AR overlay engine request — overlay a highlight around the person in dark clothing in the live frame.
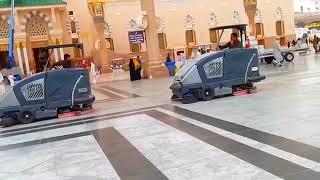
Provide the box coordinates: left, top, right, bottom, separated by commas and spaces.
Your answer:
64, 54, 71, 61
129, 58, 141, 81
166, 53, 171, 62
219, 33, 242, 49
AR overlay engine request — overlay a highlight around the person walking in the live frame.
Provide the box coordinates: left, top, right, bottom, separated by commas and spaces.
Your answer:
273, 37, 283, 67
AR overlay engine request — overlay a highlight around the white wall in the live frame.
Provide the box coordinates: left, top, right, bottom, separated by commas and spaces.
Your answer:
295, 0, 320, 12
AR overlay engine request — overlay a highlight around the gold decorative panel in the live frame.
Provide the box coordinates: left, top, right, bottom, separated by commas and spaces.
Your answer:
26, 16, 49, 37
0, 19, 9, 39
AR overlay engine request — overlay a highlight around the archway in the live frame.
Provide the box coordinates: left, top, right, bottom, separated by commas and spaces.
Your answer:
255, 9, 264, 38
24, 11, 51, 73
208, 11, 218, 43
275, 7, 286, 45
0, 16, 9, 69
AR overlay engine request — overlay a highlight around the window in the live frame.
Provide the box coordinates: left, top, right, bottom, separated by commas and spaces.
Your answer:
70, 21, 77, 34
255, 23, 264, 37
158, 33, 167, 50
209, 29, 218, 43
130, 43, 141, 52
276, 21, 285, 36
106, 38, 114, 51
185, 30, 196, 46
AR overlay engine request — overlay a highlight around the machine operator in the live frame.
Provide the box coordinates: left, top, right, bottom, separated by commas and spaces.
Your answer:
219, 33, 242, 50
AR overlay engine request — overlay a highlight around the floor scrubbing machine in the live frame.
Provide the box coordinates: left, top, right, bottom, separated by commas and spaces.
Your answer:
0, 68, 95, 127
170, 48, 265, 104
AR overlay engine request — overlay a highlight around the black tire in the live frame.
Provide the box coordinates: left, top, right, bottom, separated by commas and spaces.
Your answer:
201, 87, 215, 101
0, 117, 19, 127
82, 103, 93, 111
182, 93, 198, 104
283, 52, 294, 62
18, 111, 35, 124
265, 57, 274, 64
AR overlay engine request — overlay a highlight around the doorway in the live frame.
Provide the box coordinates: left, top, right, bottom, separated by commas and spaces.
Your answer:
33, 48, 49, 73
0, 51, 8, 70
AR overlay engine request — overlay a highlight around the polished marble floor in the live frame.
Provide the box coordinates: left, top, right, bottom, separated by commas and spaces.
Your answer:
2, 53, 320, 179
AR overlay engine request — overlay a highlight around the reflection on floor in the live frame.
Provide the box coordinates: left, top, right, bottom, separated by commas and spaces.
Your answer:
1, 53, 320, 179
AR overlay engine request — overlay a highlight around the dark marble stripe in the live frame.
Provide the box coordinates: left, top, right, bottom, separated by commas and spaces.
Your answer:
161, 105, 320, 164
0, 111, 144, 138
0, 131, 91, 151
102, 85, 140, 98
146, 110, 320, 179
0, 105, 159, 135
92, 87, 123, 99
92, 127, 168, 180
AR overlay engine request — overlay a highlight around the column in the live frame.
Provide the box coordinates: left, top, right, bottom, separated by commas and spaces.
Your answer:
22, 46, 30, 75
94, 23, 109, 67
244, 0, 257, 36
59, 48, 64, 60
54, 49, 59, 62
140, 0, 162, 78
16, 45, 25, 76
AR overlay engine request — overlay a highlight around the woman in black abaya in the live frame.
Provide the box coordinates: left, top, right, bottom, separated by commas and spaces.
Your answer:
129, 58, 138, 81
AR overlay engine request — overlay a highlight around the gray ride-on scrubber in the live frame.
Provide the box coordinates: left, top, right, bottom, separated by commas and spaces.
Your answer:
0, 68, 95, 127
170, 48, 265, 104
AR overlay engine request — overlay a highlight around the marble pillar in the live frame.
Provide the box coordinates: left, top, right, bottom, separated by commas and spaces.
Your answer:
16, 46, 24, 75
54, 49, 59, 62
22, 47, 30, 75
244, 0, 257, 36
94, 23, 109, 68
140, 0, 163, 78
59, 48, 64, 60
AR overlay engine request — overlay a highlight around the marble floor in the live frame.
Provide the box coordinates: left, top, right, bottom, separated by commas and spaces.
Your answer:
2, 52, 320, 179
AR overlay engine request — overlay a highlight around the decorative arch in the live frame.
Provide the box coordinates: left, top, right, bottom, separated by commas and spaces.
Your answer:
104, 20, 112, 38
255, 9, 262, 23
208, 11, 218, 28
232, 11, 241, 24
21, 10, 52, 39
156, 16, 165, 33
254, 9, 264, 37
184, 13, 195, 30
0, 15, 9, 39
128, 17, 140, 32
275, 6, 284, 21
67, 16, 80, 34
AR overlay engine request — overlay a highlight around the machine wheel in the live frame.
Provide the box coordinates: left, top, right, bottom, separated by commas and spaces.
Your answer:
283, 52, 295, 62
201, 87, 215, 101
171, 94, 180, 100
265, 57, 275, 64
82, 103, 92, 111
182, 93, 198, 104
18, 111, 35, 124
0, 117, 19, 127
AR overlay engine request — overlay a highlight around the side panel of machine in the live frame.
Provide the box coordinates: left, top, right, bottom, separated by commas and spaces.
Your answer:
13, 73, 47, 111
197, 53, 225, 88
72, 70, 94, 104
223, 48, 259, 86
181, 65, 202, 86
45, 70, 82, 109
